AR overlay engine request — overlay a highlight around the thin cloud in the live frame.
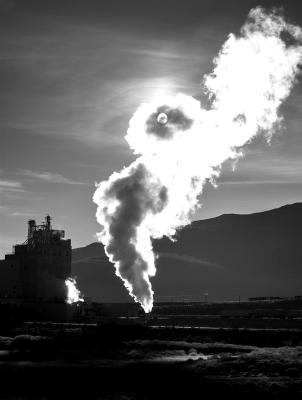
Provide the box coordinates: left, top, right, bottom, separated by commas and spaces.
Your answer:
0, 180, 25, 192
157, 252, 223, 268
0, 14, 209, 148
8, 211, 35, 218
219, 157, 302, 185
21, 170, 86, 185
0, 180, 22, 188
220, 179, 302, 185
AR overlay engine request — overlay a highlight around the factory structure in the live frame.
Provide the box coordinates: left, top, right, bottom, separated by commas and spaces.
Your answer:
0, 216, 75, 321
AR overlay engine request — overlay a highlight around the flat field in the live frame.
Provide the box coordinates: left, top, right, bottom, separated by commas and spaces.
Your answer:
0, 321, 302, 399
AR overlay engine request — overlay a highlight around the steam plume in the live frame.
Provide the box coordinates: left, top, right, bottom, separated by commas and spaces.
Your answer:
93, 8, 302, 312
65, 278, 84, 304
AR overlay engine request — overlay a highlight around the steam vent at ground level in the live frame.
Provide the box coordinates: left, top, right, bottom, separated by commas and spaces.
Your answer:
0, 216, 75, 322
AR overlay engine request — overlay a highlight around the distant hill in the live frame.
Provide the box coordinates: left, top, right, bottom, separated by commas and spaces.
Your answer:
72, 203, 302, 303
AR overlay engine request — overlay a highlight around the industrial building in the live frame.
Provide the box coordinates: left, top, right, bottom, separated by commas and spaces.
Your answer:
0, 216, 72, 321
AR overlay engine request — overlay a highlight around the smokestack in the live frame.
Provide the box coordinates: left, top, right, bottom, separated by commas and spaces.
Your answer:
45, 215, 51, 230
28, 219, 35, 241
94, 7, 302, 313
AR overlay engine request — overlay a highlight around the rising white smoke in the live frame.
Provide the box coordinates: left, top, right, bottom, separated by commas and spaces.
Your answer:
93, 8, 302, 313
65, 278, 84, 304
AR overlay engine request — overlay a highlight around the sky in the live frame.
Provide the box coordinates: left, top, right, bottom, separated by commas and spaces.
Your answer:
0, 0, 302, 256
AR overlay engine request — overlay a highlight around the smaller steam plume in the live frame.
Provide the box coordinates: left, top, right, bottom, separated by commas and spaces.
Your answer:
65, 278, 84, 304
93, 8, 302, 313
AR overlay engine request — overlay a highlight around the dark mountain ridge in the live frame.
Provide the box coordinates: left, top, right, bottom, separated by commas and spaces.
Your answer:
72, 203, 302, 302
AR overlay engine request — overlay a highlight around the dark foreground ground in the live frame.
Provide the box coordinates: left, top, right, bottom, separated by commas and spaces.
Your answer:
1, 322, 302, 399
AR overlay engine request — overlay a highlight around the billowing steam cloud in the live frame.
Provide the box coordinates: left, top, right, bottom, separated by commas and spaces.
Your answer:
93, 8, 302, 313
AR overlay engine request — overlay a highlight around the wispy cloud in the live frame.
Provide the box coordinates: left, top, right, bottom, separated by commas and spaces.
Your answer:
0, 180, 22, 188
0, 180, 25, 192
0, 13, 209, 148
218, 152, 302, 186
8, 211, 35, 218
220, 180, 302, 185
21, 170, 86, 185
158, 252, 223, 268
